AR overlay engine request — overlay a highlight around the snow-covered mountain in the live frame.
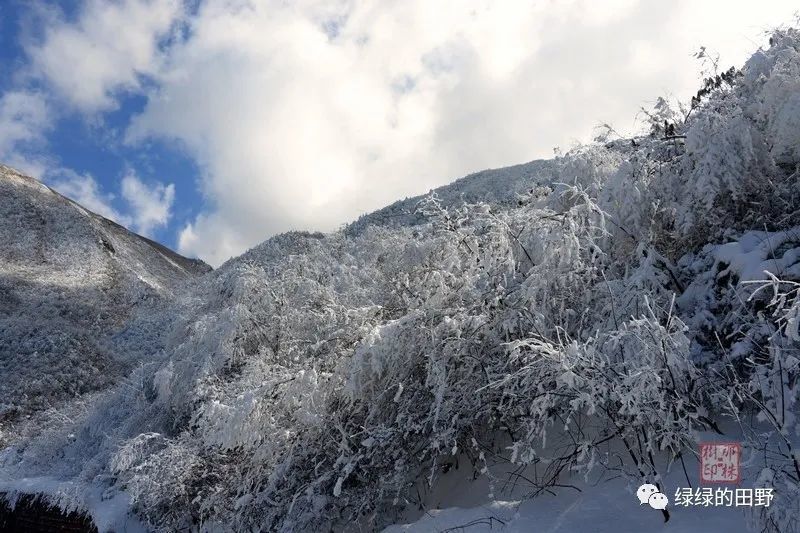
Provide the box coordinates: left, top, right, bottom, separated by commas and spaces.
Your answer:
345, 159, 556, 235
0, 165, 210, 445
2, 29, 800, 533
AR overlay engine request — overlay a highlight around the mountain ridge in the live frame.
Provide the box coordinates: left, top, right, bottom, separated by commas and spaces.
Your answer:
0, 164, 210, 444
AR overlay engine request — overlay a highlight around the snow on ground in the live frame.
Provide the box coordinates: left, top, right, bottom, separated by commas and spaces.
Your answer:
386, 427, 758, 533
0, 477, 148, 533
385, 491, 744, 533
386, 470, 747, 533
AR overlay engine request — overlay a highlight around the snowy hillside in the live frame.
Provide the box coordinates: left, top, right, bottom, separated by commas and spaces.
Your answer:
345, 159, 556, 235
0, 165, 210, 446
2, 28, 800, 533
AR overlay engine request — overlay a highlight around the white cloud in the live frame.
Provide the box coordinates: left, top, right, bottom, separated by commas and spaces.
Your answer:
0, 90, 51, 175
46, 168, 132, 224
121, 0, 798, 266
1, 0, 783, 266
27, 0, 184, 112
0, 90, 48, 151
44, 169, 174, 238
121, 171, 175, 236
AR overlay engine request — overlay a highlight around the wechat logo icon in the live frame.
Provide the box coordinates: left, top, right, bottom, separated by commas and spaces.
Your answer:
637, 483, 669, 510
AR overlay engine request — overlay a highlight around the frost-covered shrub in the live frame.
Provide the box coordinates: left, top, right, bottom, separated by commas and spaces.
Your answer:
99, 186, 719, 531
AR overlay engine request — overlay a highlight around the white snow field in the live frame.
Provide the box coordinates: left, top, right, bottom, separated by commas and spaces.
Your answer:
2, 28, 800, 533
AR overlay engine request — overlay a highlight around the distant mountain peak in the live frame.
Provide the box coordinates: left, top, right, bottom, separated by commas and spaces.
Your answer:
0, 164, 209, 440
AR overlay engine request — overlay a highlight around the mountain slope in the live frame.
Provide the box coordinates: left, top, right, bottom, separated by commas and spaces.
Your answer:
345, 159, 556, 235
0, 165, 210, 443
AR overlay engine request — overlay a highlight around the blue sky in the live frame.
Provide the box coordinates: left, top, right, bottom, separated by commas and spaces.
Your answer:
45, 99, 204, 246
1, 0, 797, 266
0, 0, 202, 248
